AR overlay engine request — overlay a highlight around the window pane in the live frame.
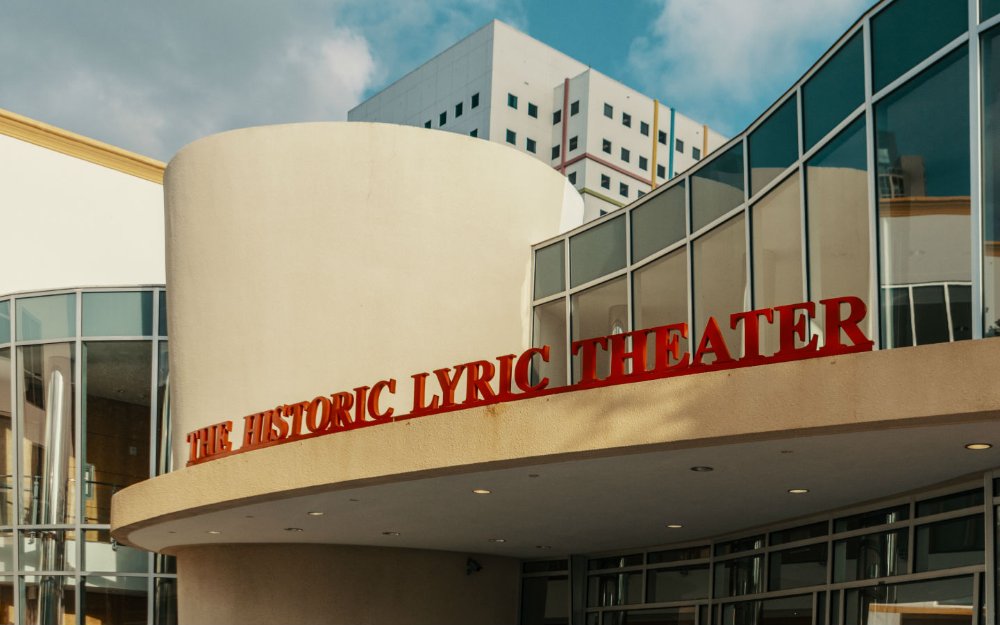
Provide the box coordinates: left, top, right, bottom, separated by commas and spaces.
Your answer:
770, 521, 827, 546
633, 248, 688, 366
589, 554, 643, 570
19, 530, 77, 571
949, 284, 972, 340
749, 96, 798, 196
570, 216, 626, 287
692, 144, 744, 231
535, 241, 566, 299
803, 31, 864, 150
83, 575, 147, 625
158, 291, 167, 337
533, 299, 568, 388
693, 215, 746, 359
155, 342, 171, 476
752, 173, 803, 354
986, 0, 1000, 21
20, 575, 75, 625
833, 530, 908, 582
0, 302, 8, 345
83, 341, 151, 525
915, 515, 984, 572
916, 489, 983, 517
571, 278, 627, 382
16, 294, 75, 342
0, 532, 11, 573
588, 572, 642, 607
154, 577, 178, 625
0, 577, 11, 625
843, 575, 972, 625
983, 26, 1000, 336
18, 343, 76, 525
912, 285, 951, 344
769, 542, 828, 590
716, 535, 764, 557
0, 349, 11, 526
882, 287, 914, 347
762, 594, 812, 625
631, 183, 685, 262
871, 0, 968, 92
154, 553, 176, 575
807, 117, 872, 345
876, 48, 970, 348
646, 564, 708, 602
521, 576, 569, 625
82, 291, 152, 337
713, 554, 762, 597
648, 546, 709, 565
606, 607, 696, 625
835, 504, 909, 532
83, 529, 148, 573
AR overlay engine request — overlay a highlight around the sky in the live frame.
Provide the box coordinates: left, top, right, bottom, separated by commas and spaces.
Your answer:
0, 0, 873, 162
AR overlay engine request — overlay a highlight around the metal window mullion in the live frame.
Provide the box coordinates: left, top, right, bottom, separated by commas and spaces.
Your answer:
908, 285, 917, 345
9, 297, 19, 624
797, 84, 810, 306
743, 137, 753, 317
863, 18, 882, 350
686, 179, 696, 352
870, 31, 971, 105
944, 283, 956, 342
75, 289, 84, 625
564, 237, 572, 386
984, 472, 996, 625
971, 0, 985, 341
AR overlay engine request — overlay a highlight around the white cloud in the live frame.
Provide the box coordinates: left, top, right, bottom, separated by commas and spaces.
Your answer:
629, 0, 873, 135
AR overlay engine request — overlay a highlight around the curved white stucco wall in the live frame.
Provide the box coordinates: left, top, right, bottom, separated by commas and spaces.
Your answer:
164, 122, 582, 468
0, 134, 165, 295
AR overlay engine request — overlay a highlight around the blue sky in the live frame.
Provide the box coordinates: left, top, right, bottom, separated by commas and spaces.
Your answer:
0, 0, 873, 161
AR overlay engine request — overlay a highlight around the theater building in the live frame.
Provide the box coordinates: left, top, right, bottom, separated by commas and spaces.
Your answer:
105, 0, 1000, 624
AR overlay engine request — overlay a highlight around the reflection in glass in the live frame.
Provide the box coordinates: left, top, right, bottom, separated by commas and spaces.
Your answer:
870, 0, 967, 92
912, 285, 951, 344
646, 565, 708, 602
18, 344, 76, 525
648, 546, 709, 565
18, 531, 77, 572
803, 31, 864, 150
0, 577, 11, 625
916, 489, 983, 517
154, 577, 178, 625
588, 572, 642, 607
83, 342, 152, 524
749, 96, 798, 196
691, 144, 744, 232
571, 278, 627, 382
154, 553, 176, 575
833, 530, 908, 582
770, 521, 827, 546
751, 174, 803, 355
21, 575, 75, 625
0, 533, 10, 574
521, 576, 569, 625
82, 291, 153, 337
590, 554, 643, 570
713, 555, 762, 598
949, 285, 973, 340
535, 241, 566, 299
723, 595, 812, 625
843, 575, 972, 625
533, 299, 568, 388
0, 350, 11, 526
0, 302, 8, 345
156, 343, 171, 477
983, 26, 1000, 335
807, 118, 871, 345
603, 607, 695, 625
876, 48, 970, 348
570, 216, 626, 288
84, 529, 148, 574
633, 249, 688, 366
693, 216, 746, 358
835, 504, 908, 532
631, 183, 685, 262
16, 295, 75, 342
986, 0, 1000, 20
157, 291, 168, 337
769, 543, 827, 590
83, 575, 148, 625
915, 515, 984, 572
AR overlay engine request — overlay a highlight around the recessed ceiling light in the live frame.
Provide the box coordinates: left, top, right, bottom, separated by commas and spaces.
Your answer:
284, 527, 304, 532
307, 511, 324, 516
382, 531, 400, 536
472, 489, 492, 495
206, 530, 221, 535
690, 466, 714, 472
788, 488, 809, 494
965, 443, 992, 450
488, 538, 506, 543
666, 524, 683, 529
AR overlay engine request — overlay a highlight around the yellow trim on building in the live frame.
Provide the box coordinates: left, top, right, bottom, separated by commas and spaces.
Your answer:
650, 100, 660, 190
0, 107, 165, 183
581, 187, 625, 208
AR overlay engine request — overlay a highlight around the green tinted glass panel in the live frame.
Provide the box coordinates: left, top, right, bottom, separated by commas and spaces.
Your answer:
986, 0, 1000, 20
803, 31, 864, 150
570, 216, 626, 287
631, 182, 685, 261
534, 241, 566, 299
871, 0, 967, 92
691, 144, 744, 231
915, 515, 984, 571
158, 291, 167, 336
0, 302, 8, 344
82, 291, 152, 337
983, 26, 1000, 336
916, 489, 983, 517
749, 95, 798, 196
16, 294, 75, 341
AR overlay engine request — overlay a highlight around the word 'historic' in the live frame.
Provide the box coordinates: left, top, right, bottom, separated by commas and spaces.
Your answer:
185, 296, 872, 465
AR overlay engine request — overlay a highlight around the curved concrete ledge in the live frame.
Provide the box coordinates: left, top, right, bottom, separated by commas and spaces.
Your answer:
113, 338, 1000, 549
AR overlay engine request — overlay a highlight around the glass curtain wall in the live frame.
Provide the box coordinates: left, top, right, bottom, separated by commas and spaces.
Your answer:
531, 0, 998, 386
0, 288, 174, 625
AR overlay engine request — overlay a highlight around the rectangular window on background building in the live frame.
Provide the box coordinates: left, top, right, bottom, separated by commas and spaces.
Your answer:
569, 136, 578, 151
471, 93, 480, 108
455, 102, 463, 117
508, 93, 518, 109
622, 112, 631, 127
528, 102, 538, 118
640, 121, 649, 136
571, 101, 580, 115
603, 103, 613, 118
439, 111, 446, 126
620, 183, 629, 197
506, 129, 516, 145
526, 138, 537, 153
